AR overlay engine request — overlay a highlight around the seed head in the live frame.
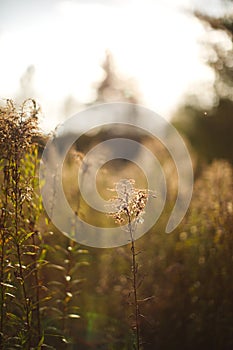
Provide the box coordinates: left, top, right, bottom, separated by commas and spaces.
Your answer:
108, 179, 156, 229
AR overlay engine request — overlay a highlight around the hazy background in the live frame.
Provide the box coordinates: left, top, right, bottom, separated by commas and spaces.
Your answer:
0, 0, 232, 132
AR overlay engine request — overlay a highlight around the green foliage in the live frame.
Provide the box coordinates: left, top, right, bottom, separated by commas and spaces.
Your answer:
134, 161, 232, 350
41, 231, 90, 348
72, 160, 232, 350
173, 11, 233, 165
0, 99, 232, 350
0, 99, 43, 349
173, 100, 233, 164
0, 100, 89, 349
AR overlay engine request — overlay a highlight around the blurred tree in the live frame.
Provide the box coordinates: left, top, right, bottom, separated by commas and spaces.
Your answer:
195, 9, 233, 100
95, 50, 140, 104
61, 51, 140, 121
66, 50, 145, 153
173, 99, 233, 163
17, 65, 36, 101
173, 7, 233, 164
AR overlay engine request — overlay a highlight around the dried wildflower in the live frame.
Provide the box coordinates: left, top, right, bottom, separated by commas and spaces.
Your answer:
108, 179, 156, 234
0, 99, 41, 347
0, 98, 40, 160
108, 179, 156, 350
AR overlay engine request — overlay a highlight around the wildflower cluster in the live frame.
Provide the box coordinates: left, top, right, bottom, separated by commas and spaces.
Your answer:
0, 99, 39, 159
109, 179, 155, 230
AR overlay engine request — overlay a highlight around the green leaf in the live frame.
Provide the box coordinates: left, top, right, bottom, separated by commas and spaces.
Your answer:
71, 278, 86, 285
6, 312, 22, 323
37, 333, 44, 347
77, 249, 89, 254
23, 251, 37, 256
5, 292, 15, 298
40, 306, 63, 316
45, 217, 50, 226
47, 281, 65, 288
33, 296, 52, 305
70, 261, 89, 275
54, 244, 69, 255
44, 326, 63, 336
46, 264, 65, 271
0, 282, 16, 289
69, 306, 80, 311
19, 231, 35, 244
68, 314, 80, 319
24, 244, 40, 250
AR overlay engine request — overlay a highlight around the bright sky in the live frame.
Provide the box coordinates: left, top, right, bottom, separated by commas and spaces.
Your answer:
0, 0, 232, 131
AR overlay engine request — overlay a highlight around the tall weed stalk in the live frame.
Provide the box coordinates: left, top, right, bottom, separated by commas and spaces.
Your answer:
109, 179, 155, 350
0, 99, 44, 348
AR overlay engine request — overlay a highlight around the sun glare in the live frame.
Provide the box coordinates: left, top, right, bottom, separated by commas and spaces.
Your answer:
0, 0, 228, 131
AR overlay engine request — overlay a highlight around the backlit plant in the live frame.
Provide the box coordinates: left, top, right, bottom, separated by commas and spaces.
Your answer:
108, 179, 155, 350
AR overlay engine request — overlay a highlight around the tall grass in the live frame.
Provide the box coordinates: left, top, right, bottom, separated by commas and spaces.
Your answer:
0, 99, 232, 349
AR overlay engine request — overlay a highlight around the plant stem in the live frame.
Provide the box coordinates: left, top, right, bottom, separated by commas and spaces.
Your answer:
0, 234, 5, 350
14, 153, 31, 349
31, 148, 42, 344
128, 212, 140, 350
0, 163, 10, 345
16, 243, 31, 349
32, 233, 41, 344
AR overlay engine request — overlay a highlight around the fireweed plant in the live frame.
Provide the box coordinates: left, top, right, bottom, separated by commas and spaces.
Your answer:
108, 179, 156, 350
0, 99, 44, 349
0, 100, 89, 349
